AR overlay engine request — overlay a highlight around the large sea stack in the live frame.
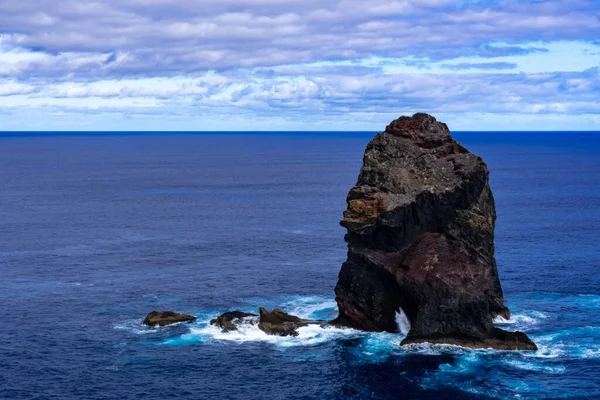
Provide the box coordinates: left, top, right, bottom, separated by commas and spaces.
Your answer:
333, 113, 536, 350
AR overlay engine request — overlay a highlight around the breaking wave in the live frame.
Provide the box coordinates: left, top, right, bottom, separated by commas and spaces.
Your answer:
191, 320, 362, 348
115, 295, 599, 359
114, 294, 600, 398
395, 307, 411, 336
493, 311, 548, 329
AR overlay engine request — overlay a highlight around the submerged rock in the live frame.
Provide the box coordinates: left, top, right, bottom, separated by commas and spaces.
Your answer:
333, 113, 536, 351
143, 311, 196, 327
210, 311, 258, 332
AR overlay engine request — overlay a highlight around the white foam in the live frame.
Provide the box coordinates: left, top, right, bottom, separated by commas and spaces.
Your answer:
493, 316, 514, 325
162, 297, 362, 347
400, 342, 475, 356
524, 343, 564, 359
116, 295, 597, 371
526, 329, 600, 360
493, 312, 547, 327
356, 332, 401, 356
193, 318, 361, 347
503, 359, 566, 374
281, 297, 337, 320
580, 348, 600, 359
395, 307, 411, 336
114, 320, 162, 335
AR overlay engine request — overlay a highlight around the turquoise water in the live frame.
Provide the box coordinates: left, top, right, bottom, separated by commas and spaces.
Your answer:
0, 132, 598, 399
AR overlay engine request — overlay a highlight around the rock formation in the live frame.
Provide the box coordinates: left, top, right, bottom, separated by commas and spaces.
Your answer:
257, 307, 308, 337
333, 113, 536, 350
143, 311, 196, 327
210, 308, 326, 336
210, 311, 258, 332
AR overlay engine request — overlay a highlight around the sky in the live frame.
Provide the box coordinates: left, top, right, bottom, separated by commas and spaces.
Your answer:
0, 0, 599, 131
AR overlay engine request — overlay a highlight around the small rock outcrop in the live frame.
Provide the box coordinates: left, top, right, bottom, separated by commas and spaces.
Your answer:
333, 113, 536, 350
210, 311, 258, 332
258, 307, 307, 337
210, 308, 326, 336
143, 311, 196, 327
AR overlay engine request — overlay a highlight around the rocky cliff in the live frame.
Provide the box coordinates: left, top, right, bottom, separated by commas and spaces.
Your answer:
333, 113, 536, 350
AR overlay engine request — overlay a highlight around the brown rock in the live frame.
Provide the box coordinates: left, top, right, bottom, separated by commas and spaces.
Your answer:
143, 311, 196, 327
258, 307, 307, 337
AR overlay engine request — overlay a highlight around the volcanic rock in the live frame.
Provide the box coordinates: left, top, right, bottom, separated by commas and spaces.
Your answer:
333, 113, 536, 351
258, 307, 307, 337
209, 308, 326, 336
143, 311, 196, 327
210, 311, 258, 332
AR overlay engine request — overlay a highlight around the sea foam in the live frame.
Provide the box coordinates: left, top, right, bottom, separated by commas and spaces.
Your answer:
115, 295, 599, 369
395, 307, 411, 336
190, 318, 362, 348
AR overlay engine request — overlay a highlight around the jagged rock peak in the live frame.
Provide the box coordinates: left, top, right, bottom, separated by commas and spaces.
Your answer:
386, 112, 447, 138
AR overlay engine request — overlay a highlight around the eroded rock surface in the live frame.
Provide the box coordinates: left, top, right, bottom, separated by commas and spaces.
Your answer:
333, 113, 536, 350
143, 311, 196, 327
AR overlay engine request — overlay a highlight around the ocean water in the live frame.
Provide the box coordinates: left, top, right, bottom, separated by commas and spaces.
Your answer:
0, 131, 599, 400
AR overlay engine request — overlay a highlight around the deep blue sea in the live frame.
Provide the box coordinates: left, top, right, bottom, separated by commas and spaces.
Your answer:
1, 131, 599, 400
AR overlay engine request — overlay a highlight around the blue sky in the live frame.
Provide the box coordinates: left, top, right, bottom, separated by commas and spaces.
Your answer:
0, 0, 599, 131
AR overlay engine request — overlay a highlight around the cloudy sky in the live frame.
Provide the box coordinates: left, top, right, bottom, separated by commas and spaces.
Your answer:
1, 0, 599, 131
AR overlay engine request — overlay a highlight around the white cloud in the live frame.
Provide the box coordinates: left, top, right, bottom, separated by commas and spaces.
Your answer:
0, 81, 36, 96
0, 0, 599, 129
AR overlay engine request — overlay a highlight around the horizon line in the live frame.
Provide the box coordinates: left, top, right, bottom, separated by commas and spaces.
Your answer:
2, 130, 600, 135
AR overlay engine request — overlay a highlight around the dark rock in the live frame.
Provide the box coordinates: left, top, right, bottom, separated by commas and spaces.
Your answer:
209, 307, 326, 337
143, 311, 196, 327
333, 113, 536, 351
258, 307, 307, 337
210, 311, 258, 332
403, 328, 537, 351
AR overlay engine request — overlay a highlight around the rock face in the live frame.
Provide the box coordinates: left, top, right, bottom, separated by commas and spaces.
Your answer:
333, 113, 536, 350
143, 311, 196, 327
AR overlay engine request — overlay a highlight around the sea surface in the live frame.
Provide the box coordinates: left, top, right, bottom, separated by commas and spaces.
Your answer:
1, 131, 599, 400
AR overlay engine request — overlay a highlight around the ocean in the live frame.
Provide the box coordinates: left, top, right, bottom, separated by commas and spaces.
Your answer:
0, 131, 599, 399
